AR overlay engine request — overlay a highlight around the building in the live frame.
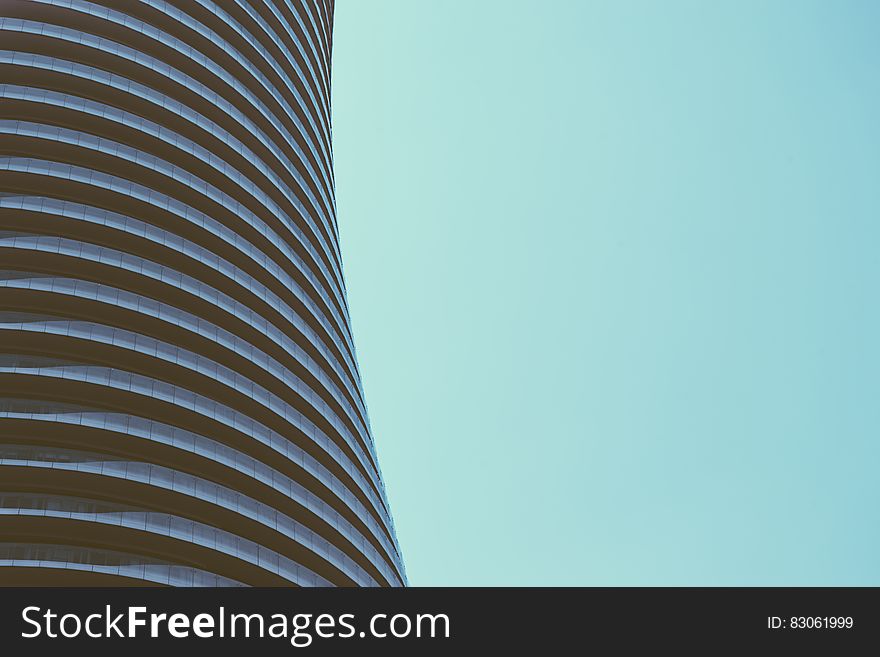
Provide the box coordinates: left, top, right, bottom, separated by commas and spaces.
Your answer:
0, 0, 406, 587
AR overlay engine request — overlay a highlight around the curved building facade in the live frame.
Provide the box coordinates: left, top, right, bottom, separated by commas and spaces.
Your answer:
0, 0, 406, 586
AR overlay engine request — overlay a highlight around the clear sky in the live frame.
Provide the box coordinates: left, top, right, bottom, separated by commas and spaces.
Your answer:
331, 0, 880, 586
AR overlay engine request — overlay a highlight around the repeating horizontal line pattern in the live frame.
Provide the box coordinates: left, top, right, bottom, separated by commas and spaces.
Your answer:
0, 0, 406, 587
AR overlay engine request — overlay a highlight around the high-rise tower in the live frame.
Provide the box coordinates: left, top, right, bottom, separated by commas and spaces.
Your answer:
0, 0, 405, 587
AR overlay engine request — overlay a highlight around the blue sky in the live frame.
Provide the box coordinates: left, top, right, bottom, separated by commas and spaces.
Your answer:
332, 0, 880, 585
